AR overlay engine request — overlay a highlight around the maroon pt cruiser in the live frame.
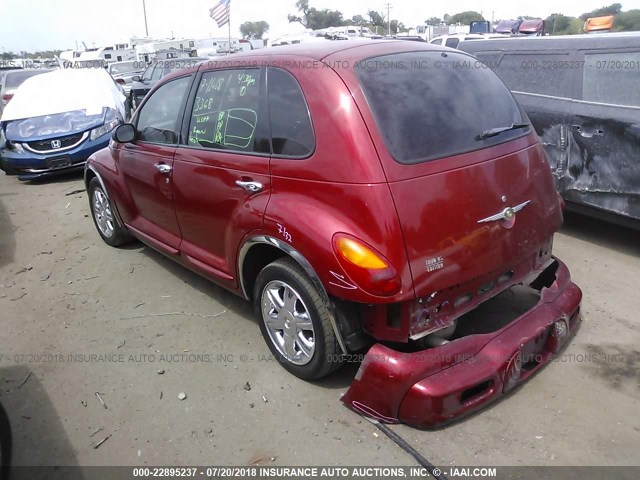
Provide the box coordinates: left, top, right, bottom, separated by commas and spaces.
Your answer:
85, 41, 582, 428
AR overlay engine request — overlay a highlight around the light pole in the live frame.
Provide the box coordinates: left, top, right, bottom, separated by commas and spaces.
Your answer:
385, 3, 392, 35
143, 0, 149, 37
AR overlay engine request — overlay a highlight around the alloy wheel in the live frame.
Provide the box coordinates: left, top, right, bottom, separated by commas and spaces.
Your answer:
92, 188, 114, 238
260, 280, 316, 365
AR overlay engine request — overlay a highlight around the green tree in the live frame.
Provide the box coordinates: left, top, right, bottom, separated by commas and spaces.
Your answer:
448, 11, 485, 25
239, 21, 269, 39
546, 13, 573, 34
613, 9, 640, 31
351, 14, 365, 26
368, 10, 386, 28
288, 0, 344, 29
425, 17, 441, 26
390, 20, 406, 34
579, 3, 622, 20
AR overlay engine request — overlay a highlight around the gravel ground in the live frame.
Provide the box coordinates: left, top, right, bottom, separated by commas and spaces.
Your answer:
0, 171, 638, 473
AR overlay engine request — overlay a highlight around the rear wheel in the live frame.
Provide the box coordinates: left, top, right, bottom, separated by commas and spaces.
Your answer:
254, 258, 343, 380
88, 177, 132, 247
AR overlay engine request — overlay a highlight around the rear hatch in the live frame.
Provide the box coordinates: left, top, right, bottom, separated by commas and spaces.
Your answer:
351, 49, 563, 297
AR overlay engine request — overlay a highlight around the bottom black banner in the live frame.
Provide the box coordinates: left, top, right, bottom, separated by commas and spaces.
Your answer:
4, 465, 639, 480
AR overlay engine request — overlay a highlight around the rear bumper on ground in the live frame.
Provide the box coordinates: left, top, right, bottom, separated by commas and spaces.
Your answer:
342, 257, 582, 428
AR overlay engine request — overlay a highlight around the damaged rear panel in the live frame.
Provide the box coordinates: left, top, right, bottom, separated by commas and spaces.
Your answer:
460, 33, 640, 226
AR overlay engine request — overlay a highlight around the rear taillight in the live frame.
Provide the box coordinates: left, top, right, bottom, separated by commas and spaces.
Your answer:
546, 319, 569, 354
558, 193, 566, 211
503, 350, 522, 392
332, 234, 401, 296
115, 79, 126, 85
2, 93, 13, 104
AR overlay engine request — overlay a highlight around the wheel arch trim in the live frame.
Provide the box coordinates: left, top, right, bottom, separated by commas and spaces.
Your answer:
239, 235, 347, 354
84, 164, 125, 228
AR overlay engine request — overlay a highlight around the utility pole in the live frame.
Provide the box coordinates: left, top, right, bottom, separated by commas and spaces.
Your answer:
385, 3, 392, 35
142, 0, 149, 37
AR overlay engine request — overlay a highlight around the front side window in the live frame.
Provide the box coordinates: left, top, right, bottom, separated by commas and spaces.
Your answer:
583, 51, 640, 107
356, 51, 529, 164
187, 68, 266, 153
136, 76, 191, 144
267, 68, 314, 157
142, 66, 154, 82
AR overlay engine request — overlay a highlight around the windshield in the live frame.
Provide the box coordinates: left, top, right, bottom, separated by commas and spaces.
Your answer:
110, 62, 138, 75
5, 70, 49, 89
496, 21, 518, 31
356, 51, 530, 164
5, 108, 110, 141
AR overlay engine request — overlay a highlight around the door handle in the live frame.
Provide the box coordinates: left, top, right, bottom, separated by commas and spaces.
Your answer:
235, 180, 263, 193
154, 163, 172, 174
572, 125, 603, 138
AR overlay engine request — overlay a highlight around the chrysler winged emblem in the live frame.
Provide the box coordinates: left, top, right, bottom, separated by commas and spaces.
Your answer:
477, 200, 531, 223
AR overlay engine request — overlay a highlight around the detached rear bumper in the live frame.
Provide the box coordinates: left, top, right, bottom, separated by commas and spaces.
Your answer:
342, 258, 582, 428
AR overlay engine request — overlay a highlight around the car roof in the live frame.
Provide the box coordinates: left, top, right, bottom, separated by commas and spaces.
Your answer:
160, 40, 467, 83
459, 31, 640, 52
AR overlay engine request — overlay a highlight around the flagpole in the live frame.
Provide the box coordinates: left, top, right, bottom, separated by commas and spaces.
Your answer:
227, 6, 231, 54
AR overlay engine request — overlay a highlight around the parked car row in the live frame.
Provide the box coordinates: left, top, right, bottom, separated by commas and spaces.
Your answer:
83, 41, 582, 428
128, 57, 210, 111
0, 68, 128, 180
0, 68, 51, 117
107, 60, 145, 96
0, 58, 207, 180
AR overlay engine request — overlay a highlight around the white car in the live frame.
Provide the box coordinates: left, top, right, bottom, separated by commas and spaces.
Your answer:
430, 33, 507, 49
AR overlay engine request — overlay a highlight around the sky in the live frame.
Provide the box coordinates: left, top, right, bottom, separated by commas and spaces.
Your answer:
1, 0, 639, 52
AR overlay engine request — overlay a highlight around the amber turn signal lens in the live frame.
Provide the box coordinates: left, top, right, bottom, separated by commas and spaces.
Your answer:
336, 237, 388, 269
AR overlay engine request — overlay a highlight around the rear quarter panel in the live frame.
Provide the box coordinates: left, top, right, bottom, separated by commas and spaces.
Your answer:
261, 56, 412, 303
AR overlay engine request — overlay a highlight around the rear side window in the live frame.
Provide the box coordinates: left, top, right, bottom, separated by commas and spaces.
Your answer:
267, 68, 314, 157
583, 51, 640, 107
187, 68, 266, 153
445, 38, 460, 48
431, 39, 442, 45
356, 51, 529, 164
489, 52, 573, 97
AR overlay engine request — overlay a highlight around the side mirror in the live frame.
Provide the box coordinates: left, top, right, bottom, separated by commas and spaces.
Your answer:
132, 75, 141, 82
112, 124, 136, 144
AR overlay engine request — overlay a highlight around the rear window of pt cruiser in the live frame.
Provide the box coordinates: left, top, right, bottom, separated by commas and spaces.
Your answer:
356, 51, 531, 164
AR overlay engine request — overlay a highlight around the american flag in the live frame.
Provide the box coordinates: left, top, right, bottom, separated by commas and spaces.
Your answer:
209, 0, 230, 28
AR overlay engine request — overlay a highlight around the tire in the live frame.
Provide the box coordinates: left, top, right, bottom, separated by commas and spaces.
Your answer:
0, 402, 11, 480
130, 93, 138, 112
254, 257, 343, 380
88, 177, 133, 247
